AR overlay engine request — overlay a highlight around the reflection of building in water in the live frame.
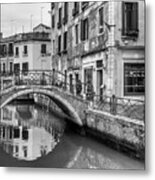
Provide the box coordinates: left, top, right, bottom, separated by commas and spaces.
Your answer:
0, 104, 64, 161
0, 106, 18, 126
16, 105, 34, 121
0, 124, 58, 161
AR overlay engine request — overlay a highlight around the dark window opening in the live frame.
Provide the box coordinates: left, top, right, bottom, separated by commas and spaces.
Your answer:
23, 45, 28, 55
99, 7, 104, 33
52, 15, 55, 28
58, 35, 61, 54
124, 63, 145, 96
15, 47, 19, 57
57, 7, 62, 29
22, 62, 29, 75
10, 62, 13, 74
0, 44, 7, 57
81, 2, 89, 11
3, 63, 5, 73
63, 31, 67, 51
41, 44, 47, 54
22, 128, 29, 140
51, 2, 55, 9
122, 2, 139, 37
23, 146, 28, 158
14, 63, 20, 75
72, 2, 79, 16
8, 43, 14, 56
81, 18, 89, 41
14, 128, 20, 139
75, 24, 79, 44
63, 2, 68, 24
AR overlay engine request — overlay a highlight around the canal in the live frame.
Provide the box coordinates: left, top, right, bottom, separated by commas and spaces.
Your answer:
0, 103, 144, 169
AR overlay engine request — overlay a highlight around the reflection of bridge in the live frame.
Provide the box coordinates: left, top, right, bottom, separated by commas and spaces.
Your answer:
0, 70, 88, 126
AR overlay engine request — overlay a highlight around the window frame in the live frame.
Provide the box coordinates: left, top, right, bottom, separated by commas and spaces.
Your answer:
41, 44, 47, 54
122, 2, 139, 38
124, 63, 145, 96
98, 6, 104, 34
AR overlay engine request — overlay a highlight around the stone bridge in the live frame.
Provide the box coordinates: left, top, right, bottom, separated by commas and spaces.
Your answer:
0, 85, 88, 126
0, 70, 89, 126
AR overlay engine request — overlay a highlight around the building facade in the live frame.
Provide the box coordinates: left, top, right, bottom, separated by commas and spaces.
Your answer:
0, 24, 51, 74
50, 1, 145, 99
0, 35, 14, 74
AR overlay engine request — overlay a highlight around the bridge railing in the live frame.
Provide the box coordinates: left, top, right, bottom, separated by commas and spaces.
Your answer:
0, 70, 88, 99
92, 94, 145, 121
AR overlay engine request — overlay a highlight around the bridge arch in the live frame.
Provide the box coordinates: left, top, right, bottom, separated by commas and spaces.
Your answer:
0, 88, 83, 126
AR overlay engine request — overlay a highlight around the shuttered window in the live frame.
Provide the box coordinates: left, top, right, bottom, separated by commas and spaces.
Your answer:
122, 2, 138, 37
81, 18, 89, 41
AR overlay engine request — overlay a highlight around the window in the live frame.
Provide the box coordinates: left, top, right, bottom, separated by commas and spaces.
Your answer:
41, 44, 46, 54
15, 47, 19, 57
14, 63, 20, 74
58, 35, 61, 54
14, 128, 20, 138
23, 146, 28, 158
51, 2, 55, 9
10, 62, 13, 73
63, 31, 67, 51
22, 62, 29, 74
99, 7, 104, 33
58, 7, 62, 28
81, 18, 89, 41
63, 2, 68, 24
75, 24, 79, 44
124, 63, 145, 95
22, 128, 29, 140
72, 2, 79, 16
53, 40, 55, 54
23, 45, 28, 55
8, 43, 13, 56
81, 2, 89, 11
122, 2, 138, 37
3, 63, 5, 73
1, 44, 7, 56
52, 15, 55, 28
84, 68, 93, 93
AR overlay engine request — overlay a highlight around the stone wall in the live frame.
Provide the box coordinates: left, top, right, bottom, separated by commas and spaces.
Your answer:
85, 109, 145, 159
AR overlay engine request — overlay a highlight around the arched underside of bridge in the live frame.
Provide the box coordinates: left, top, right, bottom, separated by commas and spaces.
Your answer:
0, 88, 83, 126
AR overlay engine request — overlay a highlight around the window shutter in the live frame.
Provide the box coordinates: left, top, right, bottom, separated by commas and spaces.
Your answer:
122, 2, 125, 35
132, 2, 138, 31
81, 20, 83, 41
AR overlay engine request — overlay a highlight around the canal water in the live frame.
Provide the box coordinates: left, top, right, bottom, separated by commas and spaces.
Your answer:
0, 103, 144, 169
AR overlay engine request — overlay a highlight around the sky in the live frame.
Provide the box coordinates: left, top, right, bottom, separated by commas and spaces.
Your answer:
1, 2, 51, 37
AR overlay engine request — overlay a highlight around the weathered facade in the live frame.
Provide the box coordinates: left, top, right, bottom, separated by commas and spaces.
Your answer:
0, 35, 14, 74
0, 24, 51, 74
51, 1, 145, 99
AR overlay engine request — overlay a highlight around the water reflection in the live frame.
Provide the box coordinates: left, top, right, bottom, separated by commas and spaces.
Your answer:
0, 104, 144, 169
0, 104, 66, 161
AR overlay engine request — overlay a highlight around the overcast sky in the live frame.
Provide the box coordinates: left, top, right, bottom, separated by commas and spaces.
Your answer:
1, 2, 51, 37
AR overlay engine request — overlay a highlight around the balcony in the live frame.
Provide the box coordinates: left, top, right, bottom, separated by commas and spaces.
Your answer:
14, 32, 50, 43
